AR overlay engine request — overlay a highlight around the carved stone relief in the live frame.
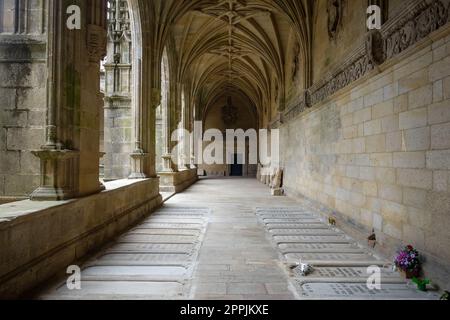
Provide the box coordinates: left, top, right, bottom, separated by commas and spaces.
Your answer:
327, 0, 343, 40
292, 42, 301, 83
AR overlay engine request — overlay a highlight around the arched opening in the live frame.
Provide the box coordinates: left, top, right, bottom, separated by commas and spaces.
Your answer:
201, 92, 258, 177
101, 0, 134, 182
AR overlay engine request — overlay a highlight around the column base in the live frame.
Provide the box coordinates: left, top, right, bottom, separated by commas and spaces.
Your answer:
30, 149, 79, 201
159, 168, 198, 193
129, 152, 149, 179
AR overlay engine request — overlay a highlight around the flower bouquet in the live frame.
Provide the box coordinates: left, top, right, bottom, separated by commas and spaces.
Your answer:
394, 245, 421, 279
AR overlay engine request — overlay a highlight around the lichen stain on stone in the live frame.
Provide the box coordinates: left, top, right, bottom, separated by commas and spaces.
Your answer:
64, 65, 82, 127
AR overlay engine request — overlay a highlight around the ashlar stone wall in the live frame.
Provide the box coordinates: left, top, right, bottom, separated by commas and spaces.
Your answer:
0, 0, 47, 201
281, 26, 450, 287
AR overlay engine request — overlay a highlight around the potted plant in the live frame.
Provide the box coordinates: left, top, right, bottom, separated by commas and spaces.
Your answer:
394, 245, 421, 279
412, 277, 430, 292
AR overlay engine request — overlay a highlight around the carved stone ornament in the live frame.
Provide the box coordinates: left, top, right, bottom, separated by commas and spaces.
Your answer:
383, 0, 450, 60
87, 24, 107, 63
366, 30, 384, 66
222, 97, 238, 126
327, 0, 343, 40
292, 42, 301, 83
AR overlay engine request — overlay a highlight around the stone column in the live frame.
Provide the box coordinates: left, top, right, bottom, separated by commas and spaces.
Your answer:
129, 56, 149, 179
160, 79, 178, 173
31, 0, 107, 200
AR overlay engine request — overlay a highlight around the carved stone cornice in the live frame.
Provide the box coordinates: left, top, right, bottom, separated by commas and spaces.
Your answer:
283, 0, 450, 123
282, 90, 311, 123
308, 44, 373, 107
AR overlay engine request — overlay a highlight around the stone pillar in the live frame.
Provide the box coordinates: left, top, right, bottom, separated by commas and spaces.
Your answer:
31, 0, 107, 200
159, 54, 176, 173
128, 55, 148, 179
176, 82, 189, 171
146, 87, 161, 178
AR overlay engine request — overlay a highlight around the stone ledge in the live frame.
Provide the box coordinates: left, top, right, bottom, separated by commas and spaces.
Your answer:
0, 178, 163, 299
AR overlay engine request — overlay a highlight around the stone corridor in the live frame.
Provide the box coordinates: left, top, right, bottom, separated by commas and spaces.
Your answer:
36, 178, 436, 300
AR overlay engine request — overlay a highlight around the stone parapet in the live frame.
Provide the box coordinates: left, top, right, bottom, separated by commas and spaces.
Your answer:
0, 178, 162, 299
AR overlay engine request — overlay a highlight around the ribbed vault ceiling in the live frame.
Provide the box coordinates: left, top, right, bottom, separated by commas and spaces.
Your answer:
145, 0, 313, 124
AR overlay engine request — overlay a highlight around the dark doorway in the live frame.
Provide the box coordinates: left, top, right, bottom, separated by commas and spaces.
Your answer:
230, 154, 243, 176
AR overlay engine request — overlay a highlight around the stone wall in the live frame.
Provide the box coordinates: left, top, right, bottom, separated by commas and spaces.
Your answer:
0, 0, 47, 201
281, 25, 450, 288
0, 40, 45, 201
0, 178, 162, 299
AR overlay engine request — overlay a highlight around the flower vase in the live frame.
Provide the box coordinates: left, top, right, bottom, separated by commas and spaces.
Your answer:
400, 270, 418, 279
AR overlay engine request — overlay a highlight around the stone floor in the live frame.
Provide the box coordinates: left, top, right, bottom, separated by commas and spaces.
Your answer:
36, 178, 438, 300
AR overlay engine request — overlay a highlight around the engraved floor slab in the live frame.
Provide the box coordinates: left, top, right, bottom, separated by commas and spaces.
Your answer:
34, 180, 438, 300
82, 266, 188, 277
266, 224, 328, 229
256, 207, 437, 300
279, 243, 360, 251
38, 206, 209, 300
292, 266, 399, 280
270, 229, 343, 235
297, 282, 437, 300
52, 281, 184, 299
284, 253, 382, 263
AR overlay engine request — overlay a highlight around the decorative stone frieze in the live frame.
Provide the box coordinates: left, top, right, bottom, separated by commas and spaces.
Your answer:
382, 0, 450, 60
284, 0, 450, 122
